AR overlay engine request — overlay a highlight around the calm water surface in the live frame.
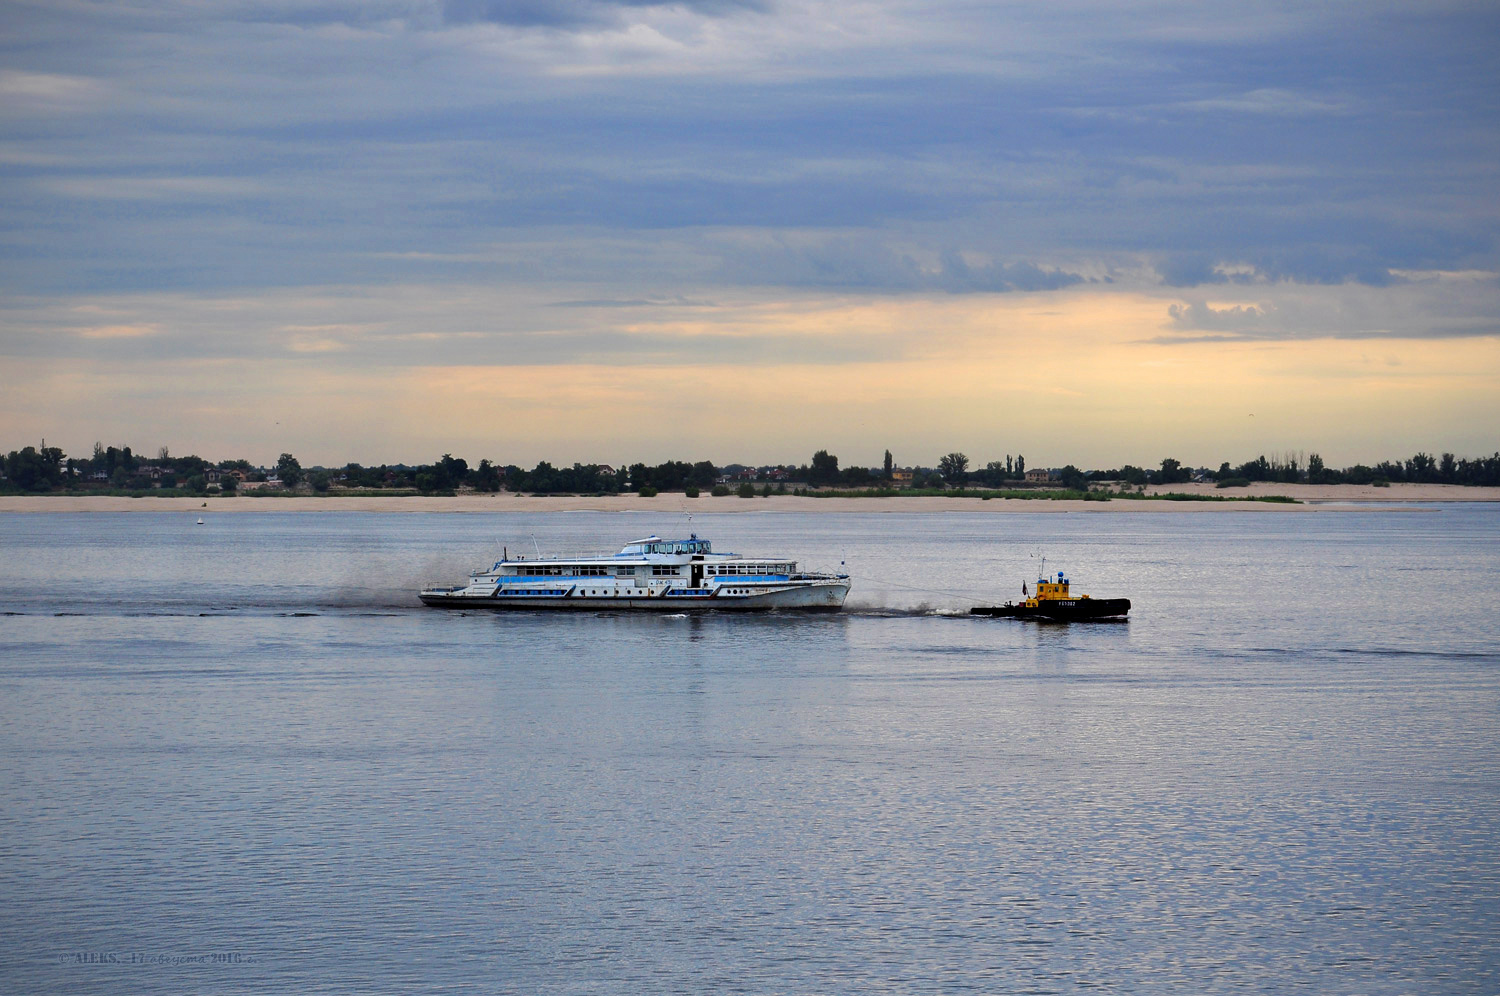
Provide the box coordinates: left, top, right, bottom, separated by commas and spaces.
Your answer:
1, 507, 1498, 994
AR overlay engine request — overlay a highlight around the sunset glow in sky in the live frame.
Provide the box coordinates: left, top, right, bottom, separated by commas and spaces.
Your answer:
2, 1, 1497, 468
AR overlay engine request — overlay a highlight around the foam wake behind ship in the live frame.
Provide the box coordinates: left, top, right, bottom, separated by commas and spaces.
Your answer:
420, 534, 850, 612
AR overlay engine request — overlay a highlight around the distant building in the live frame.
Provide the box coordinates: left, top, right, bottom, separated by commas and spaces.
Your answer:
891, 468, 914, 485
1025, 468, 1055, 483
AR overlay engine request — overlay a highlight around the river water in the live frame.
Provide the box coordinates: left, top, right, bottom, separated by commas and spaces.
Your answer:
1, 506, 1497, 993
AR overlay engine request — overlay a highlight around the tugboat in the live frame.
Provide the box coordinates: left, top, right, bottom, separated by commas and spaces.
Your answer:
970, 569, 1129, 621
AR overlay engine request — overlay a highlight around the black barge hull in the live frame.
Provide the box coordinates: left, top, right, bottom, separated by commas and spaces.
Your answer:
970, 598, 1130, 621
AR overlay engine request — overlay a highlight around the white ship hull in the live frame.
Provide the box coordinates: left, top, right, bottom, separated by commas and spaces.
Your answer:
420, 578, 850, 612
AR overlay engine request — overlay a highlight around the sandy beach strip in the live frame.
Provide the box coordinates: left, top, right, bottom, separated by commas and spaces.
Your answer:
0, 482, 1493, 513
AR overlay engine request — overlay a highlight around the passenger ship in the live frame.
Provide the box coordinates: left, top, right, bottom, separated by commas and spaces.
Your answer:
419, 534, 850, 612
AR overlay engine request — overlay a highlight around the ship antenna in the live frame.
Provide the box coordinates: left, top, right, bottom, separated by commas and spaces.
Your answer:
531, 533, 541, 559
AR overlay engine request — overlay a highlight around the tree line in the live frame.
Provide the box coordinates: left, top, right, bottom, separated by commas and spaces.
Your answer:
4, 440, 1499, 494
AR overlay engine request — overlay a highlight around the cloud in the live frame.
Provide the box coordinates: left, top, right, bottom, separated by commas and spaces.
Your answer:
0, 0, 1496, 422
1166, 301, 1272, 332
440, 0, 767, 29
700, 234, 1089, 293
0, 70, 111, 115
7, 283, 1498, 469
39, 177, 270, 201
73, 323, 163, 340
549, 296, 714, 307
1157, 275, 1500, 342
1167, 88, 1349, 117
1155, 253, 1413, 290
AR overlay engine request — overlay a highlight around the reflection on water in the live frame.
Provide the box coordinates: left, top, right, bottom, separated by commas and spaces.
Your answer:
1, 508, 1497, 994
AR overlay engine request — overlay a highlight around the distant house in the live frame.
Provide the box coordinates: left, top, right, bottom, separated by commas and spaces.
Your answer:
765, 468, 790, 482
90, 470, 110, 482
1025, 468, 1055, 483
595, 465, 616, 477
891, 468, 914, 485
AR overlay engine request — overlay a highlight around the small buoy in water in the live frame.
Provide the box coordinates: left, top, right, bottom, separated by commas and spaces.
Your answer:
196, 518, 205, 525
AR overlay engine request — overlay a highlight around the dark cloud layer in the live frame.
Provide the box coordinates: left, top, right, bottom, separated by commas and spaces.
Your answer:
0, 0, 1496, 315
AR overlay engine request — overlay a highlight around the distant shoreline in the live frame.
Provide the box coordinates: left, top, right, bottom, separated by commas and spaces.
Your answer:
0, 482, 1494, 513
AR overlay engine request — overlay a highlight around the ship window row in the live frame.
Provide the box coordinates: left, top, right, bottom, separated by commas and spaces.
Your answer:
631, 541, 711, 554
515, 565, 614, 576
712, 564, 790, 575
651, 566, 681, 576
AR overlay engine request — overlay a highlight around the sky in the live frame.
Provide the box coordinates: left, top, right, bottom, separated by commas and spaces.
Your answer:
1, 0, 1497, 469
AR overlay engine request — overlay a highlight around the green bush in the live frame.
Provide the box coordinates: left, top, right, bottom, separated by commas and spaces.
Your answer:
1215, 477, 1251, 488
736, 482, 755, 498
711, 484, 730, 497
684, 485, 700, 498
1372, 479, 1390, 487
638, 486, 658, 497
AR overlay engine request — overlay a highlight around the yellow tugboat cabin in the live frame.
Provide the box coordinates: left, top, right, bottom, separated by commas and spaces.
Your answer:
1024, 572, 1090, 609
